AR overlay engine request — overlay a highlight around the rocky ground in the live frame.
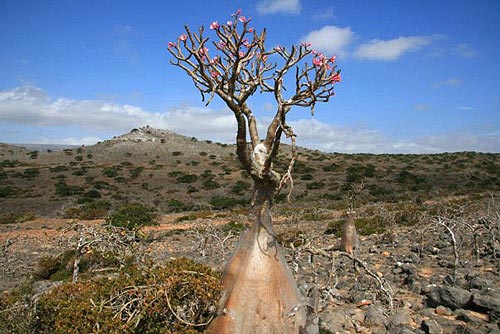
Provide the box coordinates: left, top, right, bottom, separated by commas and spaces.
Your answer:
1, 202, 499, 334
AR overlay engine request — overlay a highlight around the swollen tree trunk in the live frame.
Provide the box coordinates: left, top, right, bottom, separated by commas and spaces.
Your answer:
208, 181, 310, 334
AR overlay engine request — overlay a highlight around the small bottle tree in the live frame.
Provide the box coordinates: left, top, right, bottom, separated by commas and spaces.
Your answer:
168, 10, 341, 334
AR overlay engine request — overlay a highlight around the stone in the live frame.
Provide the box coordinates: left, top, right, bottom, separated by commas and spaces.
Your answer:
426, 285, 472, 310
471, 291, 500, 314
421, 319, 443, 334
390, 309, 412, 327
435, 306, 453, 316
364, 305, 387, 327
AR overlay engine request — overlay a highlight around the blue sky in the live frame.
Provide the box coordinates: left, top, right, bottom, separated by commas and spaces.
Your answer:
0, 0, 499, 153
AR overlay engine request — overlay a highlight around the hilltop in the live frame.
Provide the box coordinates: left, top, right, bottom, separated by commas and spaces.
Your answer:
0, 126, 499, 218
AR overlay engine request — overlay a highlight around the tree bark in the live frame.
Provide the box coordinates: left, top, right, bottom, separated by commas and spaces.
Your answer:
208, 181, 308, 334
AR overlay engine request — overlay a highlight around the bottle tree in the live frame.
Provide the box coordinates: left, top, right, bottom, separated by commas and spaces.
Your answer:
168, 10, 341, 334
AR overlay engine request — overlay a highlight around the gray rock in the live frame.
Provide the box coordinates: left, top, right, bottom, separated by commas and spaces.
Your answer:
390, 309, 412, 327
421, 319, 443, 334
364, 304, 387, 327
426, 285, 472, 310
471, 291, 500, 314
455, 309, 483, 325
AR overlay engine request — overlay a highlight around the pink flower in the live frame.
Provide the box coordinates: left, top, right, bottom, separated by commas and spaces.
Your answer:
217, 40, 226, 50
274, 45, 283, 52
211, 56, 220, 64
210, 21, 220, 30
238, 16, 246, 23
235, 9, 242, 16
312, 57, 323, 67
168, 42, 176, 48
329, 55, 336, 63
239, 51, 245, 57
301, 41, 312, 48
331, 72, 341, 83
261, 54, 268, 62
211, 71, 219, 78
227, 20, 233, 26
242, 39, 250, 47
179, 34, 187, 41
247, 27, 254, 33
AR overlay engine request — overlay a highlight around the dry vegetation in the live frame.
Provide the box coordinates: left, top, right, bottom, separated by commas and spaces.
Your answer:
1, 127, 499, 333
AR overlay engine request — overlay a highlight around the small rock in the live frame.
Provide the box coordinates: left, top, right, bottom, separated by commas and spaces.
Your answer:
421, 319, 443, 334
382, 251, 391, 257
435, 306, 453, 316
364, 304, 387, 327
455, 309, 483, 325
390, 309, 412, 327
426, 285, 472, 310
471, 291, 500, 314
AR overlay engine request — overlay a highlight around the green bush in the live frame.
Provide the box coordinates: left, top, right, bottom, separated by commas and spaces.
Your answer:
55, 182, 84, 196
106, 203, 158, 230
0, 212, 35, 224
202, 179, 221, 190
0, 159, 20, 167
21, 167, 40, 179
176, 174, 198, 183
209, 196, 248, 210
166, 199, 191, 213
0, 186, 14, 198
65, 200, 111, 220
230, 180, 251, 195
34, 258, 221, 334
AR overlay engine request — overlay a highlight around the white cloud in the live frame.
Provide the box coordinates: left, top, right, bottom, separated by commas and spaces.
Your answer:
454, 43, 477, 58
431, 78, 463, 88
353, 36, 431, 60
1, 86, 498, 153
413, 103, 431, 112
256, 0, 301, 14
0, 85, 236, 143
458, 106, 475, 111
300, 26, 355, 58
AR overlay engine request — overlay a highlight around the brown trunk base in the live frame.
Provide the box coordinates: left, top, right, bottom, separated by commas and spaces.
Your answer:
208, 219, 307, 334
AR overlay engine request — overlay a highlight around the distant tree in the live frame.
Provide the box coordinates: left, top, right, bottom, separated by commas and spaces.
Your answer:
168, 9, 341, 334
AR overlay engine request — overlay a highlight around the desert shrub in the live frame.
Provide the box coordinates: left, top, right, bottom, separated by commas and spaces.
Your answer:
0, 281, 35, 334
187, 185, 199, 193
34, 250, 74, 281
106, 203, 158, 230
72, 167, 88, 176
176, 174, 198, 183
28, 150, 39, 159
354, 216, 388, 235
199, 178, 219, 190
324, 219, 344, 236
21, 167, 40, 179
172, 151, 183, 156
129, 166, 144, 178
221, 221, 247, 232
300, 173, 314, 180
0, 212, 35, 224
0, 186, 14, 198
294, 160, 315, 174
50, 165, 69, 172
65, 200, 111, 220
34, 258, 220, 334
209, 196, 248, 210
55, 182, 84, 196
322, 162, 339, 172
168, 170, 183, 177
0, 159, 20, 167
230, 180, 251, 195
166, 199, 191, 212
74, 155, 83, 162
103, 166, 120, 178
0, 170, 7, 179
306, 181, 325, 190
